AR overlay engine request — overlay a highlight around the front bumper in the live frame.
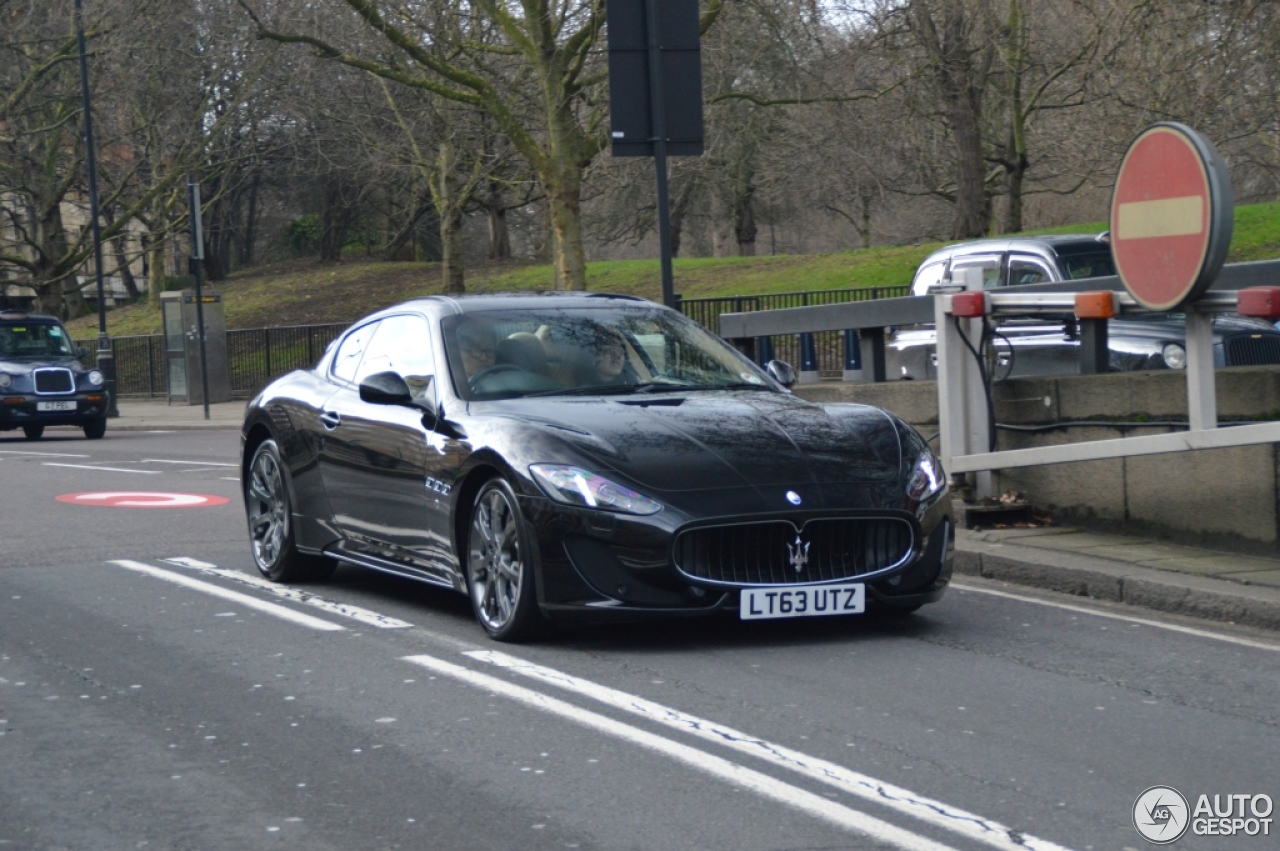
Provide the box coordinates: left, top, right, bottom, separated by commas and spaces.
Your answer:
523, 490, 954, 623
0, 393, 110, 428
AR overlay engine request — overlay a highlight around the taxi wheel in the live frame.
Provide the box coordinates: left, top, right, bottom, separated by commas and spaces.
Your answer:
22, 425, 44, 440
82, 418, 106, 440
245, 438, 336, 583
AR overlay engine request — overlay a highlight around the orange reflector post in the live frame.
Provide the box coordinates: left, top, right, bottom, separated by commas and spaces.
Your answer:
1075, 291, 1116, 319
950, 291, 988, 318
1237, 287, 1280, 319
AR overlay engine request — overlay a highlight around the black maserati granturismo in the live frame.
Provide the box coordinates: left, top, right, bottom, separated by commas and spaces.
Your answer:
240, 293, 953, 641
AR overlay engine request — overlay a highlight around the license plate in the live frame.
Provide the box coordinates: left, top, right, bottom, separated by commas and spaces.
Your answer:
36, 400, 76, 412
740, 583, 865, 620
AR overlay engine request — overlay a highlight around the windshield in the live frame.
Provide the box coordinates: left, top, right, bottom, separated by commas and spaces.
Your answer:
0, 321, 75, 358
442, 306, 773, 400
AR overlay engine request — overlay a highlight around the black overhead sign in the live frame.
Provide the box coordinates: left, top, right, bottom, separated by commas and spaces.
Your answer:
606, 0, 704, 157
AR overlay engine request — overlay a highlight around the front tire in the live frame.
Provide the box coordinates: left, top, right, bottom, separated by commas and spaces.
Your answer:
466, 478, 546, 641
245, 438, 335, 583
23, 424, 44, 440
83, 418, 106, 439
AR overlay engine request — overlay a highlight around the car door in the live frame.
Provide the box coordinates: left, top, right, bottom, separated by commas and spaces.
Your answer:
316, 314, 458, 580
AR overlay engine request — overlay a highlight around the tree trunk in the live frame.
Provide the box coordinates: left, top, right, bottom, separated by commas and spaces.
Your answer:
734, 183, 758, 256
546, 166, 586, 290
148, 237, 167, 309
435, 140, 465, 292
486, 181, 511, 260
669, 177, 697, 258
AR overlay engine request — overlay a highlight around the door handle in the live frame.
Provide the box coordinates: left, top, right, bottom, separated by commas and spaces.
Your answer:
319, 410, 341, 430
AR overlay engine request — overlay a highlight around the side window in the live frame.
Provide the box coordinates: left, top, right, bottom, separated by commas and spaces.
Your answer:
1007, 256, 1054, 286
911, 262, 946, 296
950, 255, 1002, 289
330, 321, 380, 384
357, 314, 434, 383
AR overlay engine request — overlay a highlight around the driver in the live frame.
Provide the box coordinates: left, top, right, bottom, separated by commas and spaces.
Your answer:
456, 321, 498, 382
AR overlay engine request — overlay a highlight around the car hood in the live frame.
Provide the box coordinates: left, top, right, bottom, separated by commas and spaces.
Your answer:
486, 391, 905, 491
0, 356, 87, 374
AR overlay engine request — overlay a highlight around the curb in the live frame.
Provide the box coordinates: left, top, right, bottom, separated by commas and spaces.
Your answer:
954, 541, 1280, 632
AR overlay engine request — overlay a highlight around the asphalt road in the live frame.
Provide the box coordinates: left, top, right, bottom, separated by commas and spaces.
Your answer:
2, 428, 1278, 850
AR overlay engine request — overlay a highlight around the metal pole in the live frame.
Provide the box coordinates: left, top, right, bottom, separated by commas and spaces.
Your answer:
74, 0, 117, 417
188, 178, 210, 421
644, 0, 676, 308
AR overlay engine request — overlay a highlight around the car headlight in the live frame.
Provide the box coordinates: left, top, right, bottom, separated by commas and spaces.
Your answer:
905, 450, 944, 501
87, 370, 105, 386
0, 373, 10, 389
530, 464, 663, 515
1161, 343, 1186, 370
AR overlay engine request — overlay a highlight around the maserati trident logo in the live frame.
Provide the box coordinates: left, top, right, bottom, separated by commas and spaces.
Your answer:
787, 535, 810, 572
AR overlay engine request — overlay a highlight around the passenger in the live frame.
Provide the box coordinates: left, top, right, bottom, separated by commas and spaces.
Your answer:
578, 329, 633, 386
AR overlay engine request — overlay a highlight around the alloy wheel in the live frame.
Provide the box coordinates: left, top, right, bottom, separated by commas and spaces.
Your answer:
247, 445, 289, 571
468, 486, 524, 632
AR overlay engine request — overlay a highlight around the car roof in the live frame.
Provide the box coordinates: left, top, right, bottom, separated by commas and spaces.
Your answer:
918, 233, 1109, 265
364, 292, 658, 321
0, 310, 60, 324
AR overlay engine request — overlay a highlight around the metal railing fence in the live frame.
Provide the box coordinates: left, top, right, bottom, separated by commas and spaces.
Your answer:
679, 286, 909, 372
75, 286, 905, 397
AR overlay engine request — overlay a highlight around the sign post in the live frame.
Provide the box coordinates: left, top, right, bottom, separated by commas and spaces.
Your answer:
1110, 123, 1234, 431
607, 0, 704, 308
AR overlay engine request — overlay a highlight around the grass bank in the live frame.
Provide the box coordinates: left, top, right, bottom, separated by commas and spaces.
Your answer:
67, 201, 1280, 337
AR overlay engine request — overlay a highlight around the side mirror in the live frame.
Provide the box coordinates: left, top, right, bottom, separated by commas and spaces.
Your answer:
76, 346, 89, 359
765, 359, 796, 388
359, 371, 414, 406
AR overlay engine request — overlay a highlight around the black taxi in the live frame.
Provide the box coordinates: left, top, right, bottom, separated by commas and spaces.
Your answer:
0, 311, 110, 439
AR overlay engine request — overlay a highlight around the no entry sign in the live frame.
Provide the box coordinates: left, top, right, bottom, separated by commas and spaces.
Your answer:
57, 491, 230, 508
1109, 123, 1233, 310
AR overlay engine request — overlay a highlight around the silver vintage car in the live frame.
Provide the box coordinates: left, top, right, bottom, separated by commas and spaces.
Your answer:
889, 234, 1280, 380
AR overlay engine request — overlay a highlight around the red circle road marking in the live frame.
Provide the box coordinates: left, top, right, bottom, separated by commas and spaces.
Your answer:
56, 491, 231, 508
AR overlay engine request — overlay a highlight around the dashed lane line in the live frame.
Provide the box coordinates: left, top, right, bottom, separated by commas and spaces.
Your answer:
161, 557, 412, 629
467, 649, 1073, 851
404, 652, 961, 851
110, 560, 345, 631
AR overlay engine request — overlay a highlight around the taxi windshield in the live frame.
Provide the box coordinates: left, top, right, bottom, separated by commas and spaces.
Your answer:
0, 322, 75, 358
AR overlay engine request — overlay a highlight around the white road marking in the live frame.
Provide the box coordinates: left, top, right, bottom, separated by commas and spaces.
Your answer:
142, 459, 239, 467
0, 450, 90, 457
403, 653, 960, 851
467, 650, 1071, 851
110, 560, 345, 632
161, 557, 412, 629
45, 463, 158, 474
952, 582, 1280, 652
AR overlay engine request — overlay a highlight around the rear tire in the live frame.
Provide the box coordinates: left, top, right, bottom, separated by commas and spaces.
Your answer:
83, 418, 106, 439
465, 478, 547, 642
245, 438, 336, 583
23, 425, 44, 440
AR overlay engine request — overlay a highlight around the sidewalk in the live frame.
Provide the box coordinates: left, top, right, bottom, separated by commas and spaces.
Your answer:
110, 397, 247, 431
956, 526, 1280, 631
107, 399, 1280, 632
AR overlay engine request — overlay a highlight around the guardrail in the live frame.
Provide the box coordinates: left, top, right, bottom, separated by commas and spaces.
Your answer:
680, 287, 908, 374
717, 260, 1280, 382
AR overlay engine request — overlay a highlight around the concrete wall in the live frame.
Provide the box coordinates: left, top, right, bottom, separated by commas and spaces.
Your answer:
796, 366, 1280, 554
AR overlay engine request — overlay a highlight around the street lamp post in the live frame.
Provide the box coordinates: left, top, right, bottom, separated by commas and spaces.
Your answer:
73, 0, 118, 417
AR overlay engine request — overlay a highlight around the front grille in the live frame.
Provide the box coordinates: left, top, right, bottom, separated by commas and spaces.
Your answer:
1224, 333, 1280, 366
33, 368, 74, 394
674, 517, 914, 586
